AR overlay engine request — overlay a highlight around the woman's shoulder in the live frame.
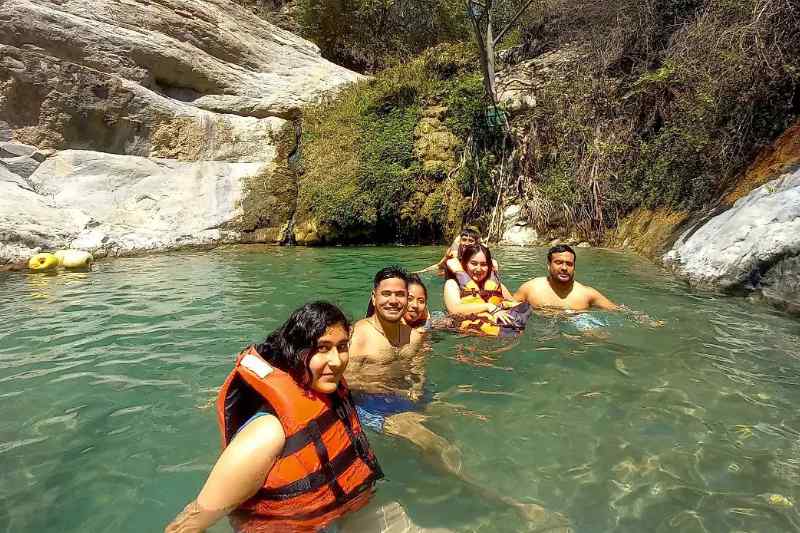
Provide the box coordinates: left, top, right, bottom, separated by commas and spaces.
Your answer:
232, 413, 286, 451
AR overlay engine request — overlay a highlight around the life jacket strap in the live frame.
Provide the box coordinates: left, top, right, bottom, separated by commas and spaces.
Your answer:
254, 472, 379, 520
334, 394, 384, 478
258, 441, 358, 500
279, 408, 340, 458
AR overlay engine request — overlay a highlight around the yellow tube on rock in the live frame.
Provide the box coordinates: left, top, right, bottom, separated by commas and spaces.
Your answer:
57, 250, 93, 269
28, 253, 59, 271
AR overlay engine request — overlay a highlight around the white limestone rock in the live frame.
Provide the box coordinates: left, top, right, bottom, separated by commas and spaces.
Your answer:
0, 0, 363, 260
664, 167, 800, 309
0, 150, 269, 263
500, 204, 540, 246
0, 1, 361, 156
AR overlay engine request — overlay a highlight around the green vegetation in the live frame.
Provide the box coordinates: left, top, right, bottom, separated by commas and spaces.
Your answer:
297, 43, 504, 244
297, 0, 468, 71
514, 0, 799, 239
246, 0, 798, 243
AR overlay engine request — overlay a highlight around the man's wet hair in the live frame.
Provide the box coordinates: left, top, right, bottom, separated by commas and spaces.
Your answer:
547, 244, 576, 263
459, 227, 481, 240
460, 228, 481, 240
372, 265, 409, 289
366, 265, 409, 317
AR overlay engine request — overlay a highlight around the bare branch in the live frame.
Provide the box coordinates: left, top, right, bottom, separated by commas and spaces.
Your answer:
493, 0, 537, 46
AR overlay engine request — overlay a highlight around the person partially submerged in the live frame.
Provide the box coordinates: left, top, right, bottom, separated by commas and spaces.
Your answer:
403, 273, 431, 330
514, 244, 618, 311
164, 302, 383, 533
402, 274, 458, 333
444, 244, 532, 337
415, 227, 501, 277
348, 267, 560, 527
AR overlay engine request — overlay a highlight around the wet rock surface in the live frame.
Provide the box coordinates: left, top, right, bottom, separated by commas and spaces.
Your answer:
664, 167, 800, 311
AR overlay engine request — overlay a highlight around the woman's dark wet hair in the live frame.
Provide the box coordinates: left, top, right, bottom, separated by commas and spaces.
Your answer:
255, 301, 350, 386
457, 243, 495, 283
366, 265, 409, 317
407, 273, 428, 300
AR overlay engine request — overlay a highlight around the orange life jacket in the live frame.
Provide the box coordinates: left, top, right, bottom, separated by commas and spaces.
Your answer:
216, 346, 383, 532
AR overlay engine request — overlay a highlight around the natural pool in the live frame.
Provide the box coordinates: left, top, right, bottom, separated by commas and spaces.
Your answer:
1, 246, 799, 532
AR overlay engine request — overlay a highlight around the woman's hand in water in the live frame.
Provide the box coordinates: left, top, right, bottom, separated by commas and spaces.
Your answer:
491, 309, 514, 325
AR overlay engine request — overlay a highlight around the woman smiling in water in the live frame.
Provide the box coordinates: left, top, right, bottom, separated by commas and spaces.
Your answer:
165, 302, 383, 533
444, 244, 531, 337
403, 274, 430, 330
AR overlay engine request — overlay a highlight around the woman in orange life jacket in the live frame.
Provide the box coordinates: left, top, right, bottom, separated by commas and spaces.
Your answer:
443, 244, 532, 337
164, 302, 383, 533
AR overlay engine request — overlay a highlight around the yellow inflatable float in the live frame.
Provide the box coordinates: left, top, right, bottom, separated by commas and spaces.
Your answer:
55, 250, 94, 269
28, 250, 94, 271
28, 253, 59, 271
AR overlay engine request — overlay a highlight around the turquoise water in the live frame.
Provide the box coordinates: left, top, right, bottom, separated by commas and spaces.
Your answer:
2, 246, 800, 532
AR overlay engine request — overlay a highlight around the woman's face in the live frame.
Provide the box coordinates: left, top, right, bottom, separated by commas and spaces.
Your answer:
307, 324, 350, 394
465, 250, 490, 283
404, 283, 428, 324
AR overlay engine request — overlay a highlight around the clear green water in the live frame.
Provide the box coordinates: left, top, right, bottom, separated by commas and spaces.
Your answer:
2, 246, 800, 533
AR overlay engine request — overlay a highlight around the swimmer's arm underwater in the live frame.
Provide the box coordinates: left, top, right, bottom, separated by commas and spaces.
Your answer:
588, 287, 619, 311
164, 415, 285, 533
413, 255, 448, 274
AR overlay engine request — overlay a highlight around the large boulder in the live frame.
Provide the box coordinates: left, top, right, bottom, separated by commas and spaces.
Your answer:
664, 167, 800, 310
0, 0, 362, 263
1, 150, 267, 262
0, 0, 361, 126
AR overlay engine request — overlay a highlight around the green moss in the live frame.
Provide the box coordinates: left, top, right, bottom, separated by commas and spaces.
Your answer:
297, 43, 499, 244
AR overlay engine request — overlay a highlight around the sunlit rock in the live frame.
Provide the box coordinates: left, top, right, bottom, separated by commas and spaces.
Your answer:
664, 167, 800, 311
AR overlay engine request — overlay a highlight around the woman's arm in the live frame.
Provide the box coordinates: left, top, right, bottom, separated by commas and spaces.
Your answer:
164, 415, 286, 533
444, 279, 495, 316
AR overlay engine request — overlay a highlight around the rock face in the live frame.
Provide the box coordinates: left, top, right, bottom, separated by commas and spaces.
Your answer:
499, 205, 539, 246
664, 167, 800, 310
413, 106, 461, 173
496, 49, 580, 113
0, 0, 361, 264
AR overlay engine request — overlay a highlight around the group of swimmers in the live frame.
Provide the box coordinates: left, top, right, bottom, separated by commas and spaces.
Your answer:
165, 229, 619, 532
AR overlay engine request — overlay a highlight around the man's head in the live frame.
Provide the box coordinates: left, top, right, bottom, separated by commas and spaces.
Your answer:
367, 266, 409, 322
459, 227, 481, 248
547, 244, 576, 284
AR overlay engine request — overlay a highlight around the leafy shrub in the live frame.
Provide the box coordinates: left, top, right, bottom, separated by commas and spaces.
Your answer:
297, 0, 469, 71
515, 0, 799, 239
298, 44, 496, 243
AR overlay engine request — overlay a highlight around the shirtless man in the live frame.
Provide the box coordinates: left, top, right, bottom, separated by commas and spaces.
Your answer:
349, 267, 570, 529
349, 266, 425, 397
514, 244, 618, 311
415, 227, 480, 274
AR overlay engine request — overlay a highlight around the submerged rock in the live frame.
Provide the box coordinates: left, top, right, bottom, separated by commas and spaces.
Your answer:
664, 167, 800, 311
